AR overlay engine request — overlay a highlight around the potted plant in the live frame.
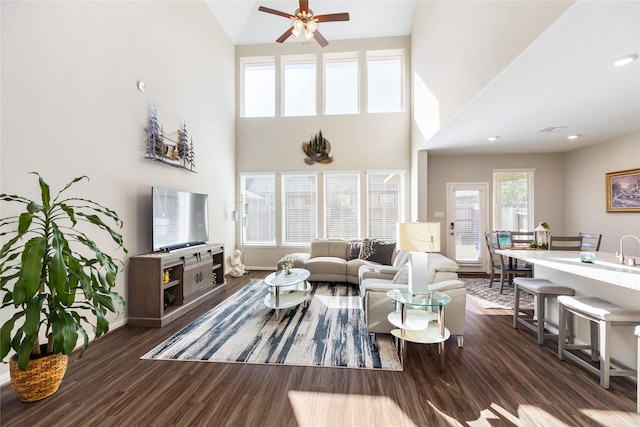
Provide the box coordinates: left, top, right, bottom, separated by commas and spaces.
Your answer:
0, 173, 127, 401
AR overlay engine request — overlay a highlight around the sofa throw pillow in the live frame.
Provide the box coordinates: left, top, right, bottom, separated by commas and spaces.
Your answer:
347, 240, 362, 260
393, 250, 410, 268
358, 238, 373, 260
359, 239, 396, 265
392, 264, 409, 284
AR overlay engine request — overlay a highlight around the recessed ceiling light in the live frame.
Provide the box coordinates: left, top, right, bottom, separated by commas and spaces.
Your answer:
613, 54, 638, 67
487, 136, 499, 141
567, 134, 580, 140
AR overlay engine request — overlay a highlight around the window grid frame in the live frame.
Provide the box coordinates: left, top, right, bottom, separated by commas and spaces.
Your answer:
282, 54, 318, 117
240, 56, 276, 118
492, 169, 535, 232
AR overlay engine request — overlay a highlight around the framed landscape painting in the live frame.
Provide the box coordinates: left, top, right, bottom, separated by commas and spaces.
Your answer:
606, 168, 640, 212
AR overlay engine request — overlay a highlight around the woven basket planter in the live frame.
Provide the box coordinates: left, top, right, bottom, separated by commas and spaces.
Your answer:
9, 351, 69, 402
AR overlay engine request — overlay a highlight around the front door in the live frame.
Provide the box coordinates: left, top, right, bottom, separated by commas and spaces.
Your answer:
446, 183, 489, 273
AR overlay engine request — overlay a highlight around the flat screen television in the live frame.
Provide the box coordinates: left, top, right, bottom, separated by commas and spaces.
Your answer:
152, 187, 209, 252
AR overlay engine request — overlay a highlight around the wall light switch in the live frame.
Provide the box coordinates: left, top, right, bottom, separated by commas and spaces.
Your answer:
434, 211, 444, 218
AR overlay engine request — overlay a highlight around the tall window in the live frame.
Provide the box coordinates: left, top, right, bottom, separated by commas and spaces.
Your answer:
283, 55, 316, 117
241, 57, 275, 118
367, 172, 403, 241
324, 53, 359, 115
241, 174, 276, 245
324, 172, 360, 239
282, 173, 317, 244
493, 169, 535, 231
367, 50, 403, 113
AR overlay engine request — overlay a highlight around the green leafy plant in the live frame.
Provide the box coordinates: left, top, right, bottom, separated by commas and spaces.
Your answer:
529, 241, 549, 249
0, 173, 127, 370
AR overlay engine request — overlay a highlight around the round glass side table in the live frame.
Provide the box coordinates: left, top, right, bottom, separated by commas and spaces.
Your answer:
386, 289, 451, 371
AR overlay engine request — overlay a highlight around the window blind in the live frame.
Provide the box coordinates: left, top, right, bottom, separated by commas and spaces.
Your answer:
241, 174, 276, 245
324, 172, 360, 239
283, 173, 317, 244
367, 172, 403, 241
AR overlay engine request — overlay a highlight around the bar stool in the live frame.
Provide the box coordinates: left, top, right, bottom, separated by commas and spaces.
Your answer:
558, 295, 640, 389
513, 277, 574, 345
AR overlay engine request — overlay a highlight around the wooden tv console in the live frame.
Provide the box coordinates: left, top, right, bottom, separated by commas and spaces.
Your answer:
128, 243, 225, 327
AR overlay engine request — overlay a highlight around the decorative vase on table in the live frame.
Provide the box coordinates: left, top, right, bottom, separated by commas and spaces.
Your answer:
282, 257, 294, 275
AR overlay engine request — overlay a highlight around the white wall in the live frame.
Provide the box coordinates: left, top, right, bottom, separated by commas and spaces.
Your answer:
0, 1, 235, 378
411, 0, 572, 132
235, 37, 412, 268
425, 133, 640, 263
564, 132, 640, 255
427, 153, 566, 257
409, 1, 572, 225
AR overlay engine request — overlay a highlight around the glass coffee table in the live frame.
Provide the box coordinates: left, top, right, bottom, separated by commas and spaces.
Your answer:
263, 268, 311, 320
387, 289, 451, 371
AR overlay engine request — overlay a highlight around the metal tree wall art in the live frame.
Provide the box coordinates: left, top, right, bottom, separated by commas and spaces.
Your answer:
178, 122, 195, 170
303, 130, 334, 165
145, 104, 196, 172
146, 104, 165, 158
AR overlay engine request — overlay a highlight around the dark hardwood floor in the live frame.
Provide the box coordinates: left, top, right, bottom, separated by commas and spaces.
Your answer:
2, 271, 639, 426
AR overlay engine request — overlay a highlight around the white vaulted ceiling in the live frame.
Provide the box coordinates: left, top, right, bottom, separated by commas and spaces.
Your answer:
206, 0, 417, 45
206, 0, 640, 154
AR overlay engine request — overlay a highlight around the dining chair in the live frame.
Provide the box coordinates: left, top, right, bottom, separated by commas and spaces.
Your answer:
485, 232, 533, 294
549, 235, 583, 251
510, 231, 534, 248
579, 232, 602, 251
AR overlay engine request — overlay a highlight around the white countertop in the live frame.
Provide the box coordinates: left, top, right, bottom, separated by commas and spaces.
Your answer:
496, 249, 640, 291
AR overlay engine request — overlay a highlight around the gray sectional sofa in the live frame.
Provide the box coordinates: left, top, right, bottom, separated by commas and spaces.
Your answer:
277, 239, 397, 284
278, 239, 466, 346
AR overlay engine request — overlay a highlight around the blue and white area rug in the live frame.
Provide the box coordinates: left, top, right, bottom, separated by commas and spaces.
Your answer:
142, 281, 402, 371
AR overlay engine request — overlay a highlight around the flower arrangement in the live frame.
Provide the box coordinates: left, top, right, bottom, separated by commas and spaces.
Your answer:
281, 256, 294, 275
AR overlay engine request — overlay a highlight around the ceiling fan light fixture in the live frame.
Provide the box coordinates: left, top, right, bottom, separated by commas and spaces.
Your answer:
306, 20, 317, 33
259, 2, 349, 47
292, 19, 303, 38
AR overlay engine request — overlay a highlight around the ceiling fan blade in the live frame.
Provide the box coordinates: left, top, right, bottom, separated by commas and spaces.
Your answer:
313, 30, 329, 47
276, 27, 294, 43
299, 0, 309, 14
315, 12, 350, 23
258, 6, 293, 19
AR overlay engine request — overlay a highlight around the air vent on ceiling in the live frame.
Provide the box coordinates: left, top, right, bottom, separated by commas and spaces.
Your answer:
538, 127, 566, 133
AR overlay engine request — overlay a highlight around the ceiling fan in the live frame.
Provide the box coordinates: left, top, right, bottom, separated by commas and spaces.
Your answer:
258, 0, 350, 47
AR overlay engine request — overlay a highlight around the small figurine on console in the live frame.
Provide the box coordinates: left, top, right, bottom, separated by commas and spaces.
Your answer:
226, 249, 245, 277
